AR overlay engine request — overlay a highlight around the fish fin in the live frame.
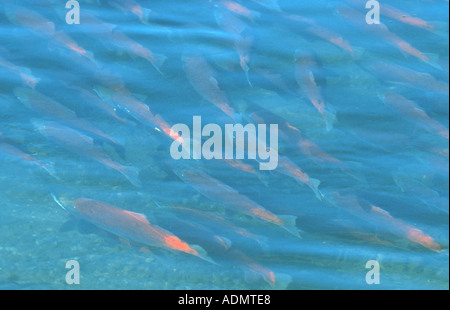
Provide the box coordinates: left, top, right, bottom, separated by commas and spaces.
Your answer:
271, 272, 293, 289
278, 215, 301, 238
41, 161, 59, 180
214, 235, 232, 250
150, 53, 167, 74
323, 106, 337, 132
209, 76, 219, 88
341, 160, 367, 182
120, 165, 142, 188
255, 234, 270, 252
421, 53, 443, 71
140, 8, 153, 23
309, 178, 323, 201
191, 245, 218, 265
123, 210, 150, 224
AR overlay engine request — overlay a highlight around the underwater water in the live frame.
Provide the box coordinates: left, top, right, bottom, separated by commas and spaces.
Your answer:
0, 0, 448, 290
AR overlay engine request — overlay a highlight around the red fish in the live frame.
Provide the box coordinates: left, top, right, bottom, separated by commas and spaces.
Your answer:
54, 196, 211, 261
344, 0, 435, 31
6, 7, 96, 65
34, 120, 141, 187
94, 86, 183, 143
170, 205, 266, 248
0, 140, 56, 179
367, 61, 449, 94
220, 0, 260, 22
173, 166, 300, 237
226, 249, 291, 288
107, 30, 166, 74
108, 0, 152, 23
294, 50, 337, 131
0, 48, 40, 89
14, 87, 120, 147
250, 109, 342, 165
338, 5, 431, 64
183, 54, 236, 120
277, 156, 323, 200
382, 92, 449, 140
283, 13, 355, 57
330, 192, 442, 252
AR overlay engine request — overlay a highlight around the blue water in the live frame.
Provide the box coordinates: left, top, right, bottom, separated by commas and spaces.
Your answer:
0, 0, 448, 290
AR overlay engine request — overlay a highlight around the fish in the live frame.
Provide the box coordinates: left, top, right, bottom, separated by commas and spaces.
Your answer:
0, 140, 56, 179
173, 166, 300, 238
344, 0, 435, 31
183, 54, 237, 121
33, 120, 141, 187
0, 48, 40, 89
51, 31, 97, 65
277, 156, 323, 200
14, 87, 121, 148
381, 92, 449, 140
153, 209, 233, 253
226, 249, 292, 289
294, 49, 337, 131
366, 61, 449, 94
53, 195, 212, 261
93, 86, 183, 143
330, 192, 442, 252
5, 6, 96, 65
214, 4, 255, 87
220, 0, 261, 22
338, 5, 433, 66
108, 0, 152, 23
170, 205, 267, 249
107, 30, 166, 74
282, 13, 356, 57
5, 6, 56, 37
66, 86, 127, 123
249, 108, 342, 165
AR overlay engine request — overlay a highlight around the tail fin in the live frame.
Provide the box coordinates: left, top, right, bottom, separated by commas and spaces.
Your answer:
270, 272, 293, 289
191, 245, 218, 265
309, 177, 323, 201
278, 215, 301, 239
150, 53, 167, 74
214, 235, 233, 251
120, 165, 142, 188
323, 106, 337, 132
40, 162, 59, 180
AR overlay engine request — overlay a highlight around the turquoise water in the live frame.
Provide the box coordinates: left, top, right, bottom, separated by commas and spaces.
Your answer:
0, 0, 448, 290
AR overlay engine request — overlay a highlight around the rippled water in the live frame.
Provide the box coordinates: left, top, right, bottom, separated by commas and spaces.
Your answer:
0, 0, 448, 290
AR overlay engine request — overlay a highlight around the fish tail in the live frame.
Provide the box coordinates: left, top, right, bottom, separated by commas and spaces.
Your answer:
309, 177, 323, 201
119, 165, 142, 188
255, 234, 270, 252
41, 161, 59, 180
323, 106, 337, 131
270, 272, 293, 289
150, 53, 167, 74
191, 245, 218, 265
421, 52, 443, 70
214, 235, 232, 251
140, 8, 153, 23
278, 215, 301, 238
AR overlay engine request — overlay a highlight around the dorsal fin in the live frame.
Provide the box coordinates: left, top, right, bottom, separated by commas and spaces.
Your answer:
123, 210, 150, 224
